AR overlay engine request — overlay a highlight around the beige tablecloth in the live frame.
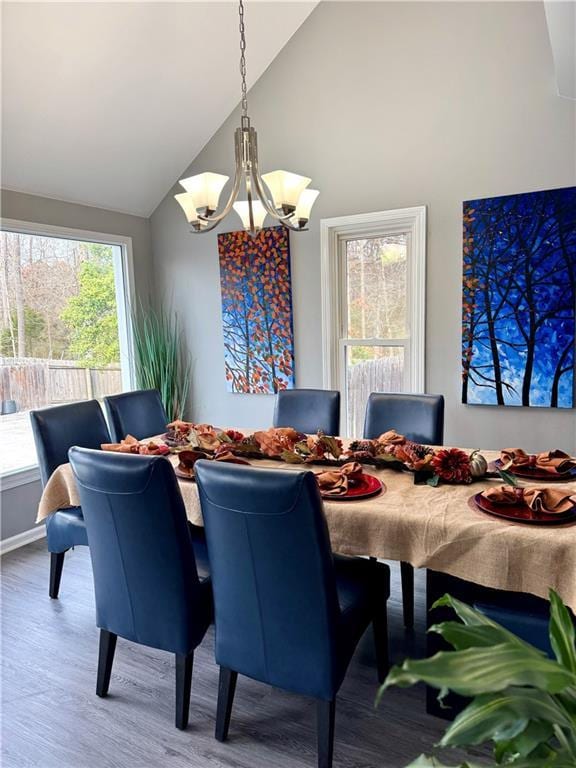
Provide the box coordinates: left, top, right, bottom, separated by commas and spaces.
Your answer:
36, 445, 576, 611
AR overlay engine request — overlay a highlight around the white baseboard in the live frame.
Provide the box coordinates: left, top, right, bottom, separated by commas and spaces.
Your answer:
1, 525, 46, 555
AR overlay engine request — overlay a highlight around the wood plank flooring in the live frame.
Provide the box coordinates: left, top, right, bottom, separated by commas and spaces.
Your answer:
1, 542, 487, 767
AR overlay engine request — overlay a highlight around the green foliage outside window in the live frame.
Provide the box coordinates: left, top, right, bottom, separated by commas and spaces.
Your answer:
60, 246, 120, 367
0, 308, 45, 357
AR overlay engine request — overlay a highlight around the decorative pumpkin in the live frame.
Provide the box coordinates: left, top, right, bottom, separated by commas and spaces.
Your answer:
469, 449, 488, 478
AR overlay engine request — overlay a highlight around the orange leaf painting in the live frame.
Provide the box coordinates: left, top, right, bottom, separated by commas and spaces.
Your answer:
217, 226, 295, 394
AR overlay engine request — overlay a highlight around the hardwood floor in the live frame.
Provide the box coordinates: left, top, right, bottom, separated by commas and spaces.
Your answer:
2, 542, 484, 767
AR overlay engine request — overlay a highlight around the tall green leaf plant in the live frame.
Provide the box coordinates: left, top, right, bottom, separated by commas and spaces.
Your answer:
379, 590, 576, 767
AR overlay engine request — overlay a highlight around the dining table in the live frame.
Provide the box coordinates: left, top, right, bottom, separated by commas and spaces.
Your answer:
36, 432, 576, 616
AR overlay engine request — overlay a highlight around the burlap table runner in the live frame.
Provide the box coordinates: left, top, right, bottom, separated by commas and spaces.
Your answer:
36, 443, 576, 611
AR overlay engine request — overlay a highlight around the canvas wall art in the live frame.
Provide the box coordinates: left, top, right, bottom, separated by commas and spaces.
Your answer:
462, 186, 576, 408
217, 226, 295, 394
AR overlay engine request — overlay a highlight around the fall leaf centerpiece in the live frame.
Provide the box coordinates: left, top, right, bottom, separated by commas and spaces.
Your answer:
281, 431, 344, 465
163, 421, 495, 488
345, 430, 493, 486
101, 435, 170, 456
163, 420, 196, 447
165, 421, 246, 454
251, 427, 301, 459
346, 430, 435, 472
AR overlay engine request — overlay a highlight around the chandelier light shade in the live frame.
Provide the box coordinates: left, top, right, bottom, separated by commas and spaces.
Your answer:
260, 170, 312, 213
179, 172, 230, 214
174, 0, 319, 237
293, 189, 320, 228
174, 192, 202, 225
233, 200, 267, 232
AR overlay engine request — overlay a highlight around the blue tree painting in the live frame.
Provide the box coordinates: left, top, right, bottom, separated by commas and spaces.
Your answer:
462, 187, 576, 407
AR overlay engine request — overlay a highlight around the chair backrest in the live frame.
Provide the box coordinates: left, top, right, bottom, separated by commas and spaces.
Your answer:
195, 460, 342, 699
104, 389, 168, 442
30, 400, 111, 487
273, 388, 340, 435
363, 393, 444, 445
69, 447, 207, 655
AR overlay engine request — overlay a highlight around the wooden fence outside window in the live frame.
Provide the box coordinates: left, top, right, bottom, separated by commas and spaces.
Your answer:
0, 358, 122, 411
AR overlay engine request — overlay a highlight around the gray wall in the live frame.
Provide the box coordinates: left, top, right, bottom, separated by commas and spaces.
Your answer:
1, 189, 153, 297
1, 189, 153, 542
1, 480, 43, 541
150, 0, 576, 452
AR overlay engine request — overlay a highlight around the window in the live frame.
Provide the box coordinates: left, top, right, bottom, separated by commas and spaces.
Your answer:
320, 207, 426, 436
0, 220, 134, 480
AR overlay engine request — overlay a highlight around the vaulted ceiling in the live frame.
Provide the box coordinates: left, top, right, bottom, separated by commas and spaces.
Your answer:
2, 1, 318, 217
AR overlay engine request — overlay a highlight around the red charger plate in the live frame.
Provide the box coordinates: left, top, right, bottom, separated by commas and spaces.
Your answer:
492, 458, 576, 482
472, 492, 576, 526
320, 473, 384, 501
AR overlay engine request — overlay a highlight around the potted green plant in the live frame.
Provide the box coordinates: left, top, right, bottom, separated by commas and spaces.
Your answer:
132, 302, 191, 422
379, 590, 576, 767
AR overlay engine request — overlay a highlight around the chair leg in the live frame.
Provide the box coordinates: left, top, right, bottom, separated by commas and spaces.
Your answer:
96, 629, 117, 697
316, 698, 336, 768
400, 561, 415, 629
372, 600, 390, 683
175, 652, 194, 730
49, 551, 66, 599
215, 667, 238, 742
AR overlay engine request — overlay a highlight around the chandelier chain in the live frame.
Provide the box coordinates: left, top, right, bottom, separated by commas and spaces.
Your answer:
238, 0, 248, 118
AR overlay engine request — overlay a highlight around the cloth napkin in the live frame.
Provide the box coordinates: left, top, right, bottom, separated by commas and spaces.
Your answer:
178, 450, 249, 478
501, 448, 576, 475
101, 435, 169, 456
316, 462, 364, 496
213, 451, 250, 465
481, 485, 576, 514
101, 435, 140, 453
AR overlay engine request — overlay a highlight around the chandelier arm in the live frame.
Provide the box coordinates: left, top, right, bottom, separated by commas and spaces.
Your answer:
191, 218, 224, 235
197, 131, 243, 224
273, 214, 308, 233
248, 130, 294, 222
245, 173, 257, 236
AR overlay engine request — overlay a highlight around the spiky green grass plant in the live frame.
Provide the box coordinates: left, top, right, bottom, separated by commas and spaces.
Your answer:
132, 302, 191, 421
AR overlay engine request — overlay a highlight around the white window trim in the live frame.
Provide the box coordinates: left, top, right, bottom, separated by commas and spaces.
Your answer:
0, 217, 136, 487
320, 207, 426, 431
0, 466, 41, 490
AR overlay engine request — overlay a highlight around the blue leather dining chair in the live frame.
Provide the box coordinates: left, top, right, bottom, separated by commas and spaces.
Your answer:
68, 447, 212, 730
363, 392, 445, 629
474, 603, 554, 656
273, 388, 340, 435
104, 389, 168, 442
363, 393, 444, 445
195, 461, 389, 768
30, 400, 111, 599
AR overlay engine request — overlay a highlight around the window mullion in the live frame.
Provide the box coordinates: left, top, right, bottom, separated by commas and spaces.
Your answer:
341, 338, 409, 347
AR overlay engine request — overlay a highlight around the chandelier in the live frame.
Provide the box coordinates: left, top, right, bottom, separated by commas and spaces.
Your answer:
174, 0, 319, 237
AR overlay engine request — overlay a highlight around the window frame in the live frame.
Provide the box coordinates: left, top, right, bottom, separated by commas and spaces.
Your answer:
0, 217, 136, 486
320, 207, 426, 436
